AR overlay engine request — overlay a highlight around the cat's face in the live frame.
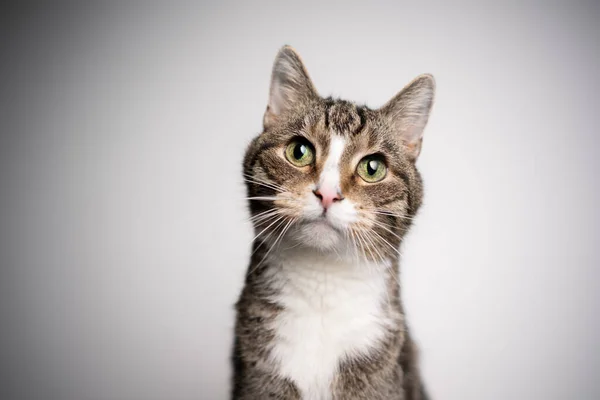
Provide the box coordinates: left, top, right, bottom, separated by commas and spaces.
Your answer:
244, 46, 434, 261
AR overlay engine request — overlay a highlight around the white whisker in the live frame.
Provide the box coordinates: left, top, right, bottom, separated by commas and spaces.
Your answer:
244, 195, 302, 204
245, 196, 280, 201
248, 208, 279, 222
362, 230, 388, 264
250, 209, 284, 224
370, 229, 402, 258
249, 215, 289, 258
247, 217, 295, 276
243, 173, 288, 193
243, 179, 285, 193
251, 214, 286, 244
367, 209, 415, 221
368, 218, 403, 241
353, 229, 370, 262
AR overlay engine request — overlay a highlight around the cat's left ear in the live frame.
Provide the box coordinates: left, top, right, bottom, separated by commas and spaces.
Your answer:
264, 46, 318, 128
379, 74, 436, 161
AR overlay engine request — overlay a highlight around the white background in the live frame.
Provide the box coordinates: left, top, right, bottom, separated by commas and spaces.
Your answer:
1, 2, 599, 399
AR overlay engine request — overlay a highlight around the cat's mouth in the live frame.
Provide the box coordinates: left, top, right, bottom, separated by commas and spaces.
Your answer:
303, 216, 341, 232
291, 216, 345, 251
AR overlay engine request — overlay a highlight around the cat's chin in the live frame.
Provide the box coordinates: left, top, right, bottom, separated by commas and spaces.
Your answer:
292, 219, 344, 251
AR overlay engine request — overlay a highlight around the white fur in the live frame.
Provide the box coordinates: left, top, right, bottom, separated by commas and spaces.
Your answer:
318, 135, 346, 194
267, 135, 392, 398
267, 250, 392, 400
295, 136, 357, 249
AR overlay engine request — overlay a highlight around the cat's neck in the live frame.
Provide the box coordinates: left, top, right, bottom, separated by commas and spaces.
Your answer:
269, 244, 392, 276
257, 243, 402, 311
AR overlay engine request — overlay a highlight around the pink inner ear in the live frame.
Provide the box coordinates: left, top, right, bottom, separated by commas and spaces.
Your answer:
269, 79, 286, 116
401, 136, 423, 160
400, 124, 421, 143
380, 74, 435, 160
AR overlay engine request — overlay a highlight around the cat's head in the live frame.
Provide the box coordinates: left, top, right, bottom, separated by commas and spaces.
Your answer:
244, 46, 435, 261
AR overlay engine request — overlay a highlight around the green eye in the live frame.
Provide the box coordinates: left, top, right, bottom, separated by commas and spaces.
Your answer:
285, 139, 315, 167
357, 155, 387, 183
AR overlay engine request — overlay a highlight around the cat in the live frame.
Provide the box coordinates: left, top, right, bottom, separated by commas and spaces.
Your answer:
232, 45, 435, 400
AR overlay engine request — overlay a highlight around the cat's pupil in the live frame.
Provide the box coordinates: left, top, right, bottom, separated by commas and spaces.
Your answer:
294, 144, 307, 159
367, 160, 379, 175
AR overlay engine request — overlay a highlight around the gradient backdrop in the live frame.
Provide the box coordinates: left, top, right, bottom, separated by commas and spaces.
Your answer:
1, 2, 599, 399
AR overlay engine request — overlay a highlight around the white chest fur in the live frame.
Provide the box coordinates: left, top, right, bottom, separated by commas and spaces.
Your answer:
267, 250, 393, 400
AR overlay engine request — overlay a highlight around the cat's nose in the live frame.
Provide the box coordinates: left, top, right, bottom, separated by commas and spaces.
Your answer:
313, 188, 343, 209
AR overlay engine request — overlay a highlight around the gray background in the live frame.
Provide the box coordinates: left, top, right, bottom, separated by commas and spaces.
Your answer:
1, 2, 599, 399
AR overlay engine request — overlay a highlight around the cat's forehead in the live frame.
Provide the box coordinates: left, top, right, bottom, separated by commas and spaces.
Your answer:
321, 99, 367, 136
297, 98, 398, 158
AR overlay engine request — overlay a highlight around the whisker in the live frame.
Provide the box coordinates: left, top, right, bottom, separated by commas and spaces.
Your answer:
249, 216, 287, 257
250, 209, 283, 224
246, 217, 290, 276
359, 229, 386, 264
370, 229, 402, 258
353, 229, 370, 262
352, 229, 366, 257
351, 230, 362, 264
368, 218, 403, 241
275, 218, 296, 252
248, 208, 279, 221
346, 229, 360, 264
243, 177, 286, 193
366, 216, 401, 230
362, 230, 388, 264
343, 229, 357, 264
250, 214, 286, 245
243, 171, 281, 182
244, 195, 302, 204
242, 173, 288, 192
245, 196, 280, 201
359, 230, 403, 292
251, 217, 295, 275
366, 209, 415, 221
353, 228, 398, 310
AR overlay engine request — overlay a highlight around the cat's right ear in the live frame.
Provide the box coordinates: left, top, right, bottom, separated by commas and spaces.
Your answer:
264, 46, 318, 129
379, 74, 435, 161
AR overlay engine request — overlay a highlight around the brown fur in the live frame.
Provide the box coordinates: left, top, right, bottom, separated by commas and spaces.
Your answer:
233, 46, 435, 399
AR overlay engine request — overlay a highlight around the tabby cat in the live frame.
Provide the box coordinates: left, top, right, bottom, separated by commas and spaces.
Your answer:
232, 46, 435, 400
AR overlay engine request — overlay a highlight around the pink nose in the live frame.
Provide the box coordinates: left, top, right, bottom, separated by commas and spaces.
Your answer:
313, 188, 343, 209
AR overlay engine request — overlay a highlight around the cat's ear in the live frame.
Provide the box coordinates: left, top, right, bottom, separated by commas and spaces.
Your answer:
264, 46, 318, 128
379, 74, 435, 160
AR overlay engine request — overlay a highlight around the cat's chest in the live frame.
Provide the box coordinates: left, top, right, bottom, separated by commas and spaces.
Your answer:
268, 254, 392, 400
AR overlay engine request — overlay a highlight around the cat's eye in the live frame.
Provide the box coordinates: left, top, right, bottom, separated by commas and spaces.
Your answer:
285, 139, 315, 167
357, 155, 387, 183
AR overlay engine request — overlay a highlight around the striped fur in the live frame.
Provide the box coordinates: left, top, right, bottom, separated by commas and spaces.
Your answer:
233, 46, 435, 400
